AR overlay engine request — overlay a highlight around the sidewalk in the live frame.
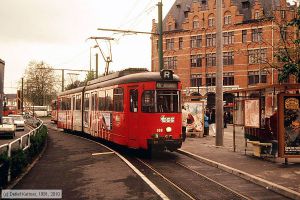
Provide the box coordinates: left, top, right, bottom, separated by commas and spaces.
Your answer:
180, 125, 300, 199
13, 128, 160, 200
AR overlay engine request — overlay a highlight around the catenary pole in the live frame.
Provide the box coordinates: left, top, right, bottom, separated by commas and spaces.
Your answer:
0, 60, 4, 124
158, 0, 163, 71
216, 0, 224, 146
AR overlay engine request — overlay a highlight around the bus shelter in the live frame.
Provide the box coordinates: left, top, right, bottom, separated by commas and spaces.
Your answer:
228, 84, 300, 161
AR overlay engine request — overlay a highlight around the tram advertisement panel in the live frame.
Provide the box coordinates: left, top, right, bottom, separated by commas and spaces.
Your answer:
278, 94, 300, 158
244, 99, 260, 128
233, 100, 244, 126
183, 101, 204, 136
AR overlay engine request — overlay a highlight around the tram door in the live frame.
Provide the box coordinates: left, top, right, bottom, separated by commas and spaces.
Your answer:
128, 88, 139, 146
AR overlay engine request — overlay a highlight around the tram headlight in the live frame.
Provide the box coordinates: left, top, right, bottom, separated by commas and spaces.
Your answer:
152, 133, 159, 139
166, 127, 172, 133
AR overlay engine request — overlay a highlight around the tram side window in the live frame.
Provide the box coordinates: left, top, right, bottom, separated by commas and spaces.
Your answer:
75, 95, 81, 110
113, 88, 124, 112
105, 89, 114, 111
98, 90, 106, 111
72, 96, 76, 110
84, 93, 90, 111
91, 92, 97, 111
130, 89, 138, 112
142, 91, 155, 113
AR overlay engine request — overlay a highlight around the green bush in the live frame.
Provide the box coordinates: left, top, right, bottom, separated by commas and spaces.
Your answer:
10, 149, 28, 179
0, 125, 48, 188
0, 152, 9, 188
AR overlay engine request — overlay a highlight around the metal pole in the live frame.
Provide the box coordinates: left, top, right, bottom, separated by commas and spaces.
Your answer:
62, 69, 65, 92
0, 60, 4, 124
158, 1, 164, 71
96, 53, 99, 78
21, 78, 24, 114
216, 0, 224, 146
89, 47, 92, 72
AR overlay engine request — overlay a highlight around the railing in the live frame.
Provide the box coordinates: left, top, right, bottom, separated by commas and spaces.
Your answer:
0, 118, 44, 182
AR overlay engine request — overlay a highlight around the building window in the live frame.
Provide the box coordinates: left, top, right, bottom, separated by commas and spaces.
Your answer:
166, 38, 174, 50
191, 54, 202, 67
168, 25, 172, 31
223, 52, 234, 65
223, 32, 234, 45
191, 35, 202, 48
206, 33, 216, 47
280, 27, 287, 40
206, 74, 216, 86
281, 10, 286, 19
184, 11, 189, 18
179, 37, 183, 49
223, 72, 234, 85
248, 71, 267, 85
248, 49, 267, 64
208, 15, 215, 27
164, 57, 177, 69
193, 17, 199, 29
206, 53, 216, 67
242, 30, 247, 43
251, 28, 263, 42
191, 74, 202, 87
224, 15, 232, 25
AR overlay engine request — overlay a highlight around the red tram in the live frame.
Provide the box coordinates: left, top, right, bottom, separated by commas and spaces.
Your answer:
57, 69, 183, 151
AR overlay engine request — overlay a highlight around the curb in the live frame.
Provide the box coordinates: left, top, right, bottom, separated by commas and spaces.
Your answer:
178, 149, 300, 200
6, 134, 48, 189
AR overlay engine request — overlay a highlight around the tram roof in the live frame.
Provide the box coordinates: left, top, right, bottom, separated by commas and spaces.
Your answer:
85, 71, 180, 91
58, 71, 180, 96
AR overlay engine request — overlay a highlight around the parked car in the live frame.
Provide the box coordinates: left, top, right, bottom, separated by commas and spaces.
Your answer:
8, 114, 25, 131
0, 116, 16, 139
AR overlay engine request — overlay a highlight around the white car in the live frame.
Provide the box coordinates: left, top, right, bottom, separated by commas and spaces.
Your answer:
8, 114, 25, 131
0, 116, 16, 138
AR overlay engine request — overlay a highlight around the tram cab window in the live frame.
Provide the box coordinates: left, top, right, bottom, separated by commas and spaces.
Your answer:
130, 89, 138, 112
105, 89, 114, 111
98, 90, 106, 111
113, 88, 124, 112
142, 90, 180, 113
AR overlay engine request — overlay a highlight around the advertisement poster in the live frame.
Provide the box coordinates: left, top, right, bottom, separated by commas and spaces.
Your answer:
265, 94, 274, 118
279, 94, 300, 157
183, 102, 204, 135
244, 99, 260, 128
233, 100, 244, 126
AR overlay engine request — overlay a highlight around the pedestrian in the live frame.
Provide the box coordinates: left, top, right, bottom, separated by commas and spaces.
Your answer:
181, 106, 188, 142
224, 112, 228, 128
204, 113, 209, 136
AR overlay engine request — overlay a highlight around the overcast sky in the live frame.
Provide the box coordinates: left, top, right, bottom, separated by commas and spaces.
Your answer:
0, 0, 175, 93
0, 0, 296, 93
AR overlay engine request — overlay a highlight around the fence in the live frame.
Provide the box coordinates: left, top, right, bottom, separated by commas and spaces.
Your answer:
0, 118, 44, 185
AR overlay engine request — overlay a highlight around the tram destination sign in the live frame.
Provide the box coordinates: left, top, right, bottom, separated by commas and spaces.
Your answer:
278, 93, 300, 158
156, 82, 177, 89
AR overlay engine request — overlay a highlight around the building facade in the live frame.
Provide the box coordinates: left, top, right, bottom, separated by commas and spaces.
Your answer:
151, 0, 297, 101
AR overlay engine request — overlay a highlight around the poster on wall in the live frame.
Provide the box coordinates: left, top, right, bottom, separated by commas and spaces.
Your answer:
244, 99, 260, 128
278, 94, 300, 158
265, 94, 274, 118
233, 100, 244, 126
183, 102, 204, 135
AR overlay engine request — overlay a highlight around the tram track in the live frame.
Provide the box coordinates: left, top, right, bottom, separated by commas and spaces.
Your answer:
47, 123, 292, 200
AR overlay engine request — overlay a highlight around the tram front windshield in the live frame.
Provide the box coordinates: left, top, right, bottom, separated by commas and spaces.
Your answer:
142, 90, 180, 113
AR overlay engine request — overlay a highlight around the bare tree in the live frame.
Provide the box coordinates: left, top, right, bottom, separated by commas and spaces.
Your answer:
22, 61, 58, 106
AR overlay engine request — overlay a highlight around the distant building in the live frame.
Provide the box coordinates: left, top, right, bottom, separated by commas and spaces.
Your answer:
151, 0, 297, 108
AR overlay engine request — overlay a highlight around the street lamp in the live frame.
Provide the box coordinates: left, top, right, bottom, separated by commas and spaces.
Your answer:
90, 45, 99, 72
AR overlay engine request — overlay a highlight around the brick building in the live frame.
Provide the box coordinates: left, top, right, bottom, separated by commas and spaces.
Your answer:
151, 0, 297, 107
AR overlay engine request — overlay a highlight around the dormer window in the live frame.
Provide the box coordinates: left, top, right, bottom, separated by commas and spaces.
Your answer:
193, 17, 199, 29
254, 11, 260, 19
224, 12, 232, 25
242, 1, 250, 9
208, 15, 215, 27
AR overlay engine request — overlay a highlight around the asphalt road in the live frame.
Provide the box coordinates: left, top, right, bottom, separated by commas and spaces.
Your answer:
0, 126, 32, 146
